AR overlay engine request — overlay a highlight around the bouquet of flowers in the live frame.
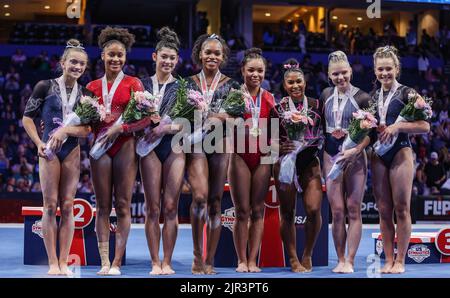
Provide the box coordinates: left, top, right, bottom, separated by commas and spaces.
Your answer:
168, 78, 208, 145
45, 95, 104, 160
278, 108, 315, 190
170, 78, 207, 121
90, 90, 159, 160
373, 91, 432, 156
221, 89, 249, 117
327, 107, 378, 180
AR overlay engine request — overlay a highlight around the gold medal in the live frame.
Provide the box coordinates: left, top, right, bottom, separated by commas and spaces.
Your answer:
250, 126, 262, 137
331, 129, 346, 139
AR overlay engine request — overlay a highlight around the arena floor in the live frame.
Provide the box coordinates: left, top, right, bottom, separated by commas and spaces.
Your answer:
0, 224, 449, 278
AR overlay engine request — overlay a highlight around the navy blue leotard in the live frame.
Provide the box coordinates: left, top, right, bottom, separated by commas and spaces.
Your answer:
372, 85, 414, 168
24, 79, 93, 162
141, 78, 179, 163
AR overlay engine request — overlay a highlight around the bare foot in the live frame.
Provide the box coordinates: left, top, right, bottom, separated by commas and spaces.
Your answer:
59, 264, 74, 276
191, 259, 205, 275
380, 261, 394, 274
204, 264, 217, 275
107, 266, 121, 276
248, 262, 262, 273
235, 262, 249, 273
341, 261, 354, 274
97, 265, 110, 276
48, 264, 61, 275
161, 264, 175, 275
149, 262, 162, 275
389, 262, 405, 274
290, 258, 306, 273
301, 257, 312, 273
332, 261, 345, 273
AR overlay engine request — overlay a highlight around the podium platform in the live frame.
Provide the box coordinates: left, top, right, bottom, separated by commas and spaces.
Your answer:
211, 182, 329, 267
22, 198, 123, 266
372, 229, 450, 264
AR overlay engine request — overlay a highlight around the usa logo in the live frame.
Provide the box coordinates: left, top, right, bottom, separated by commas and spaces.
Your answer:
376, 239, 383, 256
31, 220, 43, 239
221, 207, 235, 232
407, 244, 431, 263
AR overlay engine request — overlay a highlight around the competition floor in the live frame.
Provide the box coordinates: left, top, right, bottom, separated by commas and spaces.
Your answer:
0, 224, 449, 278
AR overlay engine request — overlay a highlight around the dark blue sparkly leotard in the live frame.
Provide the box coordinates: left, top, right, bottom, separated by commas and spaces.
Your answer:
23, 79, 93, 161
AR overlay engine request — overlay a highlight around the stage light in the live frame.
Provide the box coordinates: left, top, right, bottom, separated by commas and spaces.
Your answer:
357, 17, 363, 21
294, 14, 300, 18
5, 12, 10, 17
44, 5, 50, 10
3, 4, 10, 8
265, 12, 271, 17
332, 16, 338, 20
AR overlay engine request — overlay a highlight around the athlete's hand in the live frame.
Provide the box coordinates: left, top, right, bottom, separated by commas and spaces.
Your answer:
336, 147, 360, 170
379, 124, 399, 144
48, 128, 68, 153
37, 141, 47, 159
145, 124, 168, 143
280, 140, 297, 156
104, 124, 123, 143
208, 112, 231, 122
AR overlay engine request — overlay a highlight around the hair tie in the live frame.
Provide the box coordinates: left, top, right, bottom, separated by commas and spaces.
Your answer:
381, 45, 393, 53
208, 33, 219, 40
284, 63, 299, 70
66, 41, 85, 50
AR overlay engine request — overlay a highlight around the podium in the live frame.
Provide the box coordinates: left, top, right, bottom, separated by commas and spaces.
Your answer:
211, 182, 329, 267
22, 198, 123, 266
372, 229, 450, 264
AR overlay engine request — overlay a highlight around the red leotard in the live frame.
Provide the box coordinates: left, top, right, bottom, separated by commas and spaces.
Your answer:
87, 75, 151, 157
236, 89, 275, 171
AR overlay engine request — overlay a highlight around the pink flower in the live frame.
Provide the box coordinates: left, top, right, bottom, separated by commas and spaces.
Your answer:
365, 112, 377, 124
352, 110, 366, 120
414, 96, 426, 109
187, 89, 206, 109
360, 118, 377, 129
134, 91, 147, 103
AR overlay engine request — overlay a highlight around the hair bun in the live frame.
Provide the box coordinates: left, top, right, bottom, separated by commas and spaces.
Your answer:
66, 39, 81, 47
244, 47, 262, 58
98, 26, 135, 51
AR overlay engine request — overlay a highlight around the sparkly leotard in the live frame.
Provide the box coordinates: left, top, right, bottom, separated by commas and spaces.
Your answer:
24, 79, 93, 161
87, 75, 150, 158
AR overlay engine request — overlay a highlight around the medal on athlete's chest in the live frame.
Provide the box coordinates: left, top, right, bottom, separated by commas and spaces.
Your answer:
331, 129, 346, 139
332, 89, 349, 140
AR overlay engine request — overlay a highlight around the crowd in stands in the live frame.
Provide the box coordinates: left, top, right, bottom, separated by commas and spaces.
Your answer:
261, 19, 450, 61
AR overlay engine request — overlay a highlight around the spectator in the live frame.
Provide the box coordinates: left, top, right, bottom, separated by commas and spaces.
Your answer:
6, 66, 20, 82
263, 27, 275, 47
6, 177, 16, 192
424, 152, 447, 191
77, 171, 93, 193
414, 161, 427, 195
298, 30, 306, 54
1, 104, 17, 121
4, 77, 20, 92
0, 70, 5, 90
418, 52, 429, 78
80, 151, 90, 172
0, 148, 9, 176
11, 49, 27, 68
31, 181, 41, 192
